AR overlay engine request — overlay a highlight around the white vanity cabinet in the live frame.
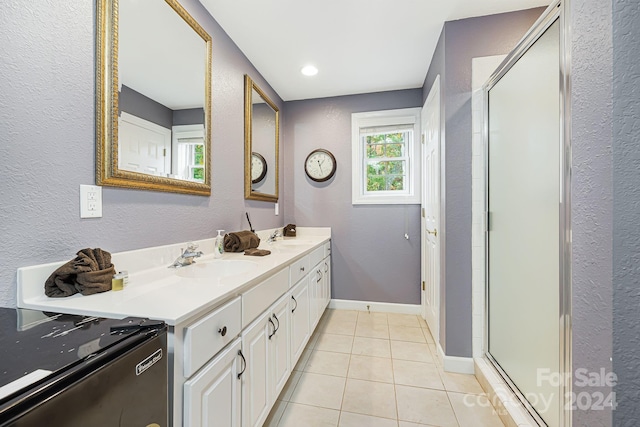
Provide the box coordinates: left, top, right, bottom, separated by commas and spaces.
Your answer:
183, 338, 242, 427
240, 310, 271, 427
289, 275, 310, 364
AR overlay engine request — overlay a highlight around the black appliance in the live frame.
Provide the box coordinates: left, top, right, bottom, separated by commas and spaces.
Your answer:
0, 307, 168, 426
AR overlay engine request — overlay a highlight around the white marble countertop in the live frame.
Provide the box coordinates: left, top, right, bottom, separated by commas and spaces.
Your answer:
17, 227, 330, 326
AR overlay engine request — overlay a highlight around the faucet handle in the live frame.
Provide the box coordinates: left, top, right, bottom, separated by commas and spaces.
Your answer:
185, 242, 199, 251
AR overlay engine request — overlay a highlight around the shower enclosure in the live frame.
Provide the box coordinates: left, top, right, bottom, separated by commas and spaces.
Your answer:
484, 2, 571, 426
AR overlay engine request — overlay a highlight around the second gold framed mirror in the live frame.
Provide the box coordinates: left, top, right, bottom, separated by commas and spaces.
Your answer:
244, 75, 279, 202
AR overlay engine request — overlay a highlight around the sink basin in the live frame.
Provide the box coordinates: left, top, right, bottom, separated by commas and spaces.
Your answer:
175, 260, 258, 280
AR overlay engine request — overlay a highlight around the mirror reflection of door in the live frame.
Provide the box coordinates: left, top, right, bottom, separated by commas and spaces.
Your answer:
117, 0, 206, 182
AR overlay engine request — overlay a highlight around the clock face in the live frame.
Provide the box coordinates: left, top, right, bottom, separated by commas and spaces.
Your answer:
305, 149, 336, 182
251, 153, 267, 183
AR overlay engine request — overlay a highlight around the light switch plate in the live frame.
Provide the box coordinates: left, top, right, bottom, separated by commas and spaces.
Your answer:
274, 203, 279, 216
80, 185, 102, 218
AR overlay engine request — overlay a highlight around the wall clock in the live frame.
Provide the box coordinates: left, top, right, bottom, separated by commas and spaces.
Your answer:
251, 152, 267, 184
305, 149, 337, 182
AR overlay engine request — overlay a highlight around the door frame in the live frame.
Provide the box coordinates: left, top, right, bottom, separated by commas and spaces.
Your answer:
421, 75, 441, 344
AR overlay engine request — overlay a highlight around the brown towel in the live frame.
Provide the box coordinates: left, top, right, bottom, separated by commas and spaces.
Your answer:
283, 224, 297, 237
45, 248, 116, 298
244, 248, 271, 257
224, 230, 260, 253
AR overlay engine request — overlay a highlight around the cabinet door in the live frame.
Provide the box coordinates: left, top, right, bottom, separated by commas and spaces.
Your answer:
323, 257, 332, 309
310, 264, 324, 329
290, 277, 310, 365
184, 338, 242, 427
241, 311, 272, 427
269, 294, 291, 402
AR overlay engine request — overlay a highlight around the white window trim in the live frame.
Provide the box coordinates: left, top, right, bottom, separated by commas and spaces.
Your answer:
351, 108, 421, 205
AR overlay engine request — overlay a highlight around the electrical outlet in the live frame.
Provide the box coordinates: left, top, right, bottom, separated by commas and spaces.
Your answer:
80, 185, 102, 218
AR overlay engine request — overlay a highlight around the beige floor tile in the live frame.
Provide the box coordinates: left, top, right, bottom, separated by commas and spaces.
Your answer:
357, 311, 389, 324
314, 333, 355, 354
348, 354, 394, 383
341, 378, 398, 419
339, 411, 399, 427
390, 340, 435, 364
355, 322, 390, 339
387, 313, 421, 327
352, 336, 392, 358
439, 371, 485, 395
293, 348, 312, 372
421, 328, 435, 343
305, 350, 351, 377
278, 402, 340, 427
264, 399, 287, 427
320, 317, 357, 336
396, 385, 459, 427
448, 392, 505, 427
289, 372, 346, 410
279, 370, 302, 401
388, 325, 427, 343
393, 359, 445, 390
398, 422, 440, 427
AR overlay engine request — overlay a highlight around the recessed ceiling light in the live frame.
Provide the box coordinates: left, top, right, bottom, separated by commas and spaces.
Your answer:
301, 65, 318, 76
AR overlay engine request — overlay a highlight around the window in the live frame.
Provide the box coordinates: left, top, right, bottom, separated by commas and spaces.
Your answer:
352, 108, 421, 204
172, 124, 205, 182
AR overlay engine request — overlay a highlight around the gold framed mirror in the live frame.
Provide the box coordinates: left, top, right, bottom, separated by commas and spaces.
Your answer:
96, 0, 212, 196
244, 75, 279, 202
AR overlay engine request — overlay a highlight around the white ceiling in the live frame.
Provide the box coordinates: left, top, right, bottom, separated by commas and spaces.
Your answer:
200, 0, 550, 101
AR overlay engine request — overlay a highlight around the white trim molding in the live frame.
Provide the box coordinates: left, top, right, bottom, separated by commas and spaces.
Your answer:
329, 299, 421, 315
435, 343, 475, 374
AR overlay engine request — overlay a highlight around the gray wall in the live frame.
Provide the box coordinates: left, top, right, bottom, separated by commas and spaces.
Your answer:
0, 0, 284, 308
283, 90, 423, 305
119, 85, 173, 129
612, 0, 640, 425
422, 8, 544, 357
173, 108, 205, 126
570, 0, 613, 425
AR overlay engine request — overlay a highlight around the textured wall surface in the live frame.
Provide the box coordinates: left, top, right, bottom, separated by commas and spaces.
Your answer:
283, 90, 423, 305
612, 0, 640, 425
0, 0, 284, 307
570, 0, 614, 425
422, 8, 544, 357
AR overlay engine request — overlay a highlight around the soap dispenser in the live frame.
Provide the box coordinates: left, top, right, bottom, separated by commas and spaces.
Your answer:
214, 230, 224, 259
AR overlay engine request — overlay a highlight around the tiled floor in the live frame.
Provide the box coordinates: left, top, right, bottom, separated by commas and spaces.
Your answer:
264, 309, 505, 427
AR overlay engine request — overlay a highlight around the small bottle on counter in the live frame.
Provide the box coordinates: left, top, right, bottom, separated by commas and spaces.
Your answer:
214, 230, 225, 259
111, 271, 129, 291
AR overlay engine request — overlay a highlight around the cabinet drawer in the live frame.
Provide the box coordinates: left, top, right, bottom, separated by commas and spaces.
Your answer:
309, 246, 325, 269
289, 256, 310, 286
243, 267, 289, 328
184, 296, 241, 378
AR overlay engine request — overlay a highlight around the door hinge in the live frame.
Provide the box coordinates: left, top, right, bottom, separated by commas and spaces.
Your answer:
422, 281, 425, 291
421, 208, 425, 218
163, 148, 167, 157
421, 134, 425, 144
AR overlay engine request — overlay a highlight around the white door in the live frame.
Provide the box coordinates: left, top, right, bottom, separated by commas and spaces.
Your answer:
118, 112, 171, 175
241, 311, 271, 427
421, 76, 441, 343
183, 338, 242, 427
269, 295, 290, 402
290, 277, 310, 365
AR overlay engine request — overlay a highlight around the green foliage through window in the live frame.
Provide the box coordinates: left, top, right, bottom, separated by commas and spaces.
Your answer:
364, 131, 409, 192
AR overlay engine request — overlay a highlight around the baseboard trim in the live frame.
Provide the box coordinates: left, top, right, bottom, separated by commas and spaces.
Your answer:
436, 343, 475, 374
328, 299, 421, 315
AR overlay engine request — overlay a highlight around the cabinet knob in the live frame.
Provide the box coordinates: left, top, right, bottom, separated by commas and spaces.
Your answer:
218, 326, 227, 337
300, 266, 305, 272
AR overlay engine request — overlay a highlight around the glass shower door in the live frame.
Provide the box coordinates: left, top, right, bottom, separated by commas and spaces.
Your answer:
487, 18, 562, 427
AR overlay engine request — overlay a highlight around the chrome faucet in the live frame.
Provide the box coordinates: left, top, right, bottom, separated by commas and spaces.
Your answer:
267, 229, 282, 243
169, 242, 204, 268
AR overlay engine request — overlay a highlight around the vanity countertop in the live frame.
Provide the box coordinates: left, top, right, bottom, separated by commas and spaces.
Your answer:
17, 228, 330, 326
